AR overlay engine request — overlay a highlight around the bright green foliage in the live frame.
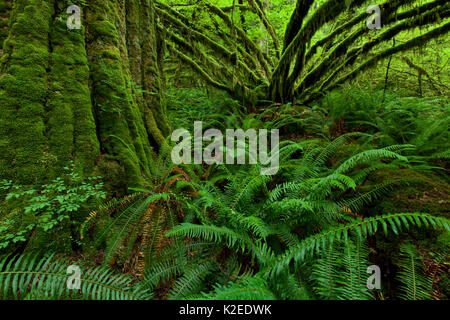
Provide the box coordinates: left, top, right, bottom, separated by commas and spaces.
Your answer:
396, 243, 434, 300
312, 240, 373, 300
156, 0, 449, 103
322, 89, 450, 158
0, 162, 106, 251
270, 212, 449, 277
77, 126, 449, 300
80, 146, 191, 275
0, 253, 152, 300
1, 94, 449, 299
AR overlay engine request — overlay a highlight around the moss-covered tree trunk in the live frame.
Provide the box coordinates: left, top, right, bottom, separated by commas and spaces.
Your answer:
0, 0, 170, 191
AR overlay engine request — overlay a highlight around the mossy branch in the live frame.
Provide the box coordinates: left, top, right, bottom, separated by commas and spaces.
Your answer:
270, 0, 367, 101
203, 1, 273, 76
304, 21, 450, 103
296, 0, 448, 98
246, 0, 280, 58
165, 42, 233, 95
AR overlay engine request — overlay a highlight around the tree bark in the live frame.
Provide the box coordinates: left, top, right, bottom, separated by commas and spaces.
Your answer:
0, 0, 169, 191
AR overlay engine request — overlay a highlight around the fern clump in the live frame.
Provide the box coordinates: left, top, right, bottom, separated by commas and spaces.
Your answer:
0, 253, 152, 300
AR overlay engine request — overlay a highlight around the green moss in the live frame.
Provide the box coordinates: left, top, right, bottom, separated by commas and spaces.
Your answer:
0, 1, 101, 183
85, 0, 159, 188
0, 0, 52, 184
0, 0, 171, 190
46, 6, 99, 178
90, 20, 120, 46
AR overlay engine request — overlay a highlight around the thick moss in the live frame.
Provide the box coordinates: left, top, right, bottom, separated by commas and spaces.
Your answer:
47, 5, 100, 178
367, 169, 449, 217
0, 0, 51, 184
0, 0, 100, 183
0, 0, 171, 189
85, 0, 162, 188
138, 0, 172, 144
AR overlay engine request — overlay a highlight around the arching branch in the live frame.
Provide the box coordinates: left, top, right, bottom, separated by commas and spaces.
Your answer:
203, 1, 274, 74
303, 21, 450, 103
246, 0, 281, 58
283, 0, 315, 50
295, 0, 448, 98
270, 0, 367, 102
155, 1, 269, 83
165, 42, 233, 95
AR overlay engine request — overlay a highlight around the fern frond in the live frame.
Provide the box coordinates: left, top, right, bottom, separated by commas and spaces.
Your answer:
166, 223, 273, 265
397, 243, 433, 300
339, 180, 403, 213
0, 254, 152, 300
335, 149, 408, 174
168, 261, 214, 299
269, 213, 449, 277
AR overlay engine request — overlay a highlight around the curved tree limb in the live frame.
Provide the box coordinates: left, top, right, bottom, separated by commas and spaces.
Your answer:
246, 0, 281, 58
295, 0, 448, 99
303, 21, 450, 103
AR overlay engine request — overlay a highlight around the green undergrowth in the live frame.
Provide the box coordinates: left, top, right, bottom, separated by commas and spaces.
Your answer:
0, 87, 449, 300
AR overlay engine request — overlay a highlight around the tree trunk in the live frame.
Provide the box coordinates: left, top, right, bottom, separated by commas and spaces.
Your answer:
0, 0, 169, 191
